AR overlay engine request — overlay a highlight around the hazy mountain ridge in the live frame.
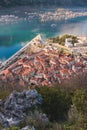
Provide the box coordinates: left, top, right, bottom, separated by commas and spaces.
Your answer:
0, 0, 87, 7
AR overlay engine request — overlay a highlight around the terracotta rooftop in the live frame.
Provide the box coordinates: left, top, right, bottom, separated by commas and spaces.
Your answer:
0, 38, 87, 87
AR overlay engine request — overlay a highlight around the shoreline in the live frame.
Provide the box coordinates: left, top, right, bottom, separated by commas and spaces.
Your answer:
0, 7, 87, 60
39, 8, 87, 22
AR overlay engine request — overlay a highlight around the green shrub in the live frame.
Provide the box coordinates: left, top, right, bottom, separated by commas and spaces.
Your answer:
19, 111, 51, 130
7, 126, 20, 130
50, 34, 78, 46
26, 117, 50, 130
73, 89, 87, 115
72, 89, 87, 129
0, 123, 3, 129
0, 89, 11, 100
37, 86, 72, 121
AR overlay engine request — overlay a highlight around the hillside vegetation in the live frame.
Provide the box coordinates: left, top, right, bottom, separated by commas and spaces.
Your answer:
0, 34, 87, 129
0, 73, 87, 130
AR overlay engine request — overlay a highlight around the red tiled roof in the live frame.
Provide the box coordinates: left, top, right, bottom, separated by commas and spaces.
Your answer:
0, 46, 87, 87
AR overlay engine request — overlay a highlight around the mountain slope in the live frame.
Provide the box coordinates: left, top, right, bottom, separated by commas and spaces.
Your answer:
0, 0, 87, 7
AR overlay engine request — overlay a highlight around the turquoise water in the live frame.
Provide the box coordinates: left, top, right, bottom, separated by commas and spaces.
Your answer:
0, 7, 87, 60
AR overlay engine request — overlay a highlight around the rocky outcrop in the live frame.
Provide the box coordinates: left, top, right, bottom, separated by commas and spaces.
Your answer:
21, 126, 35, 130
0, 89, 42, 128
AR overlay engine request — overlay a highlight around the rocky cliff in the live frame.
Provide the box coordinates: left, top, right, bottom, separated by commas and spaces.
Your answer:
0, 89, 44, 128
0, 0, 87, 7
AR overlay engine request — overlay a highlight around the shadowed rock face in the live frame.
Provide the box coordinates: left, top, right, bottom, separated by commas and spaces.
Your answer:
0, 0, 87, 7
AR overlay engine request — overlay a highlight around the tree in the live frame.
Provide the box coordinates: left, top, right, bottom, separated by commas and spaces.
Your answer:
37, 86, 72, 121
73, 89, 87, 115
72, 89, 87, 129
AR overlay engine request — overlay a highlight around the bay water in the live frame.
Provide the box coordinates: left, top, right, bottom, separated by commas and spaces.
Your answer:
0, 6, 87, 60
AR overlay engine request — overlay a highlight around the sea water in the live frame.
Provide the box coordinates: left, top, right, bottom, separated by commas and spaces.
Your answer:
0, 6, 87, 60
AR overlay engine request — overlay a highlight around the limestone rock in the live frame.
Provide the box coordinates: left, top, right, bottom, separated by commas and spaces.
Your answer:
21, 126, 35, 130
0, 89, 42, 127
